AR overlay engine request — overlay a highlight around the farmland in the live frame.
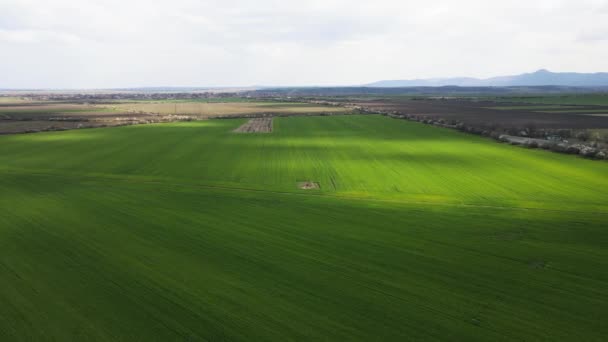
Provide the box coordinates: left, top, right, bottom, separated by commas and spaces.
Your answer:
491, 94, 608, 106
112, 100, 347, 117
0, 97, 347, 134
0, 100, 148, 134
346, 97, 608, 129
336, 95, 608, 157
1, 115, 607, 340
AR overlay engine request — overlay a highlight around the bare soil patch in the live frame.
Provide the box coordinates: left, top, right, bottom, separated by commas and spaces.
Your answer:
297, 181, 320, 190
233, 117, 273, 133
349, 99, 608, 129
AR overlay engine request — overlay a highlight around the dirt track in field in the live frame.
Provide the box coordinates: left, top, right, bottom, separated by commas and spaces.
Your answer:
233, 117, 273, 133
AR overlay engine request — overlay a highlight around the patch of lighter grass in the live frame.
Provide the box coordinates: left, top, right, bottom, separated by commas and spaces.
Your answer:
11, 131, 100, 142
0, 97, 28, 103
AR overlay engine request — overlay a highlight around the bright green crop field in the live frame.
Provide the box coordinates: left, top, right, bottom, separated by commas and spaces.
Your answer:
1, 115, 607, 341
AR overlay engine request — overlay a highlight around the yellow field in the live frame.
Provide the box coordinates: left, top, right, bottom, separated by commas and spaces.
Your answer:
112, 102, 348, 117
0, 97, 29, 103
0, 103, 102, 112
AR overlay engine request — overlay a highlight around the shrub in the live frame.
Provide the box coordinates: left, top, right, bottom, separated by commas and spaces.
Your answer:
565, 146, 580, 154
579, 146, 598, 158
550, 143, 568, 153
575, 131, 591, 141
498, 135, 510, 143
556, 129, 572, 139
539, 142, 556, 150
527, 140, 539, 148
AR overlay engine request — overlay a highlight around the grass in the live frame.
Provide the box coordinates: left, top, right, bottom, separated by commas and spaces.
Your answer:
0, 96, 27, 103
1, 115, 606, 210
1, 115, 607, 340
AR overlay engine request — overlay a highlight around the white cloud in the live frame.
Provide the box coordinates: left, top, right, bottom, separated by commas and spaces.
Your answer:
0, 29, 82, 44
1, 0, 607, 88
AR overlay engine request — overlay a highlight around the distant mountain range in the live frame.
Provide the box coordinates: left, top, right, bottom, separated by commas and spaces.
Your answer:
366, 70, 608, 87
4, 70, 608, 92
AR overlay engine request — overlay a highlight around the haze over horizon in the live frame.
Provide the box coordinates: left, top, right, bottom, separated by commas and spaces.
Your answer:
3, 69, 608, 90
2, 0, 608, 88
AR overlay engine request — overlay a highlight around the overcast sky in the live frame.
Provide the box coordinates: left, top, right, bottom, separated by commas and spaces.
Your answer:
1, 0, 608, 88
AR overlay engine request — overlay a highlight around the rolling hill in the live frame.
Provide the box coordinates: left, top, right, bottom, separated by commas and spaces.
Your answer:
367, 69, 608, 87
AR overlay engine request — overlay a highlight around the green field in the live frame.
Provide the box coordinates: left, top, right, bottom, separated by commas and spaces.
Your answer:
1, 115, 607, 340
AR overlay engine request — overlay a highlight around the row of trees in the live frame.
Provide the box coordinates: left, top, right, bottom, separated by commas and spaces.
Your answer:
376, 111, 608, 160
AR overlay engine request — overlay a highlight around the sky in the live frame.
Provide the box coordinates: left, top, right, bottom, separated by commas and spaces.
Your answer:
1, 0, 608, 88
